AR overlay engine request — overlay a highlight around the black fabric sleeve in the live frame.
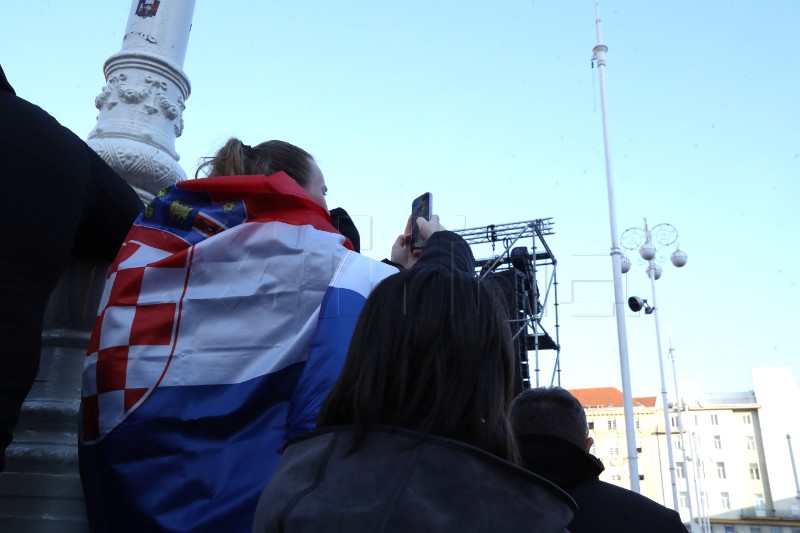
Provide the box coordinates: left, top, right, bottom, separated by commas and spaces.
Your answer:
413, 231, 475, 274
0, 87, 141, 471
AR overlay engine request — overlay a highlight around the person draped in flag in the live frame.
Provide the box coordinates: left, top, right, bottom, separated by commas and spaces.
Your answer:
78, 136, 470, 532
253, 266, 576, 532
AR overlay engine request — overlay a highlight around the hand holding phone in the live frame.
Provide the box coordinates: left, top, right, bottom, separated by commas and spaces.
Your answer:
410, 192, 432, 251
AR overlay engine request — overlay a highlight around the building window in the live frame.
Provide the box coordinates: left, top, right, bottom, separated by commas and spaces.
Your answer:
746, 435, 756, 450
610, 472, 622, 481
721, 492, 731, 509
714, 435, 722, 449
724, 527, 734, 533
676, 461, 685, 479
750, 463, 760, 480
698, 460, 706, 478
607, 419, 617, 430
674, 438, 683, 450
671, 416, 677, 427
679, 491, 689, 509
635, 418, 640, 429
754, 493, 765, 511
750, 527, 761, 533
743, 414, 752, 424
590, 443, 596, 455
711, 414, 719, 425
610, 446, 619, 456
717, 462, 727, 479
588, 421, 594, 430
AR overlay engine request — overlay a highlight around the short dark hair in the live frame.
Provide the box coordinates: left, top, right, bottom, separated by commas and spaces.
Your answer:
317, 266, 520, 464
510, 387, 588, 448
196, 137, 314, 187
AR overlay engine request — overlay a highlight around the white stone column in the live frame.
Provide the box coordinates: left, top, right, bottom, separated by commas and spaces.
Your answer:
0, 4, 198, 531
88, 0, 196, 202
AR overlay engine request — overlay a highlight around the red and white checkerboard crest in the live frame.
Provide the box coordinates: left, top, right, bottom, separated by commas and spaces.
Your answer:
81, 235, 191, 442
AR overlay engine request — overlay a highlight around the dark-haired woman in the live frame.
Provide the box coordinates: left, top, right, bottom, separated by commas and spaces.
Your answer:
253, 266, 576, 532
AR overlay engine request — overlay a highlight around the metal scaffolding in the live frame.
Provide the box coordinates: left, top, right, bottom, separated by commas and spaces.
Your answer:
453, 219, 560, 393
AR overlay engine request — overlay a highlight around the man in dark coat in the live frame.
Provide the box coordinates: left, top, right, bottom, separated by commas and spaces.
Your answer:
0, 64, 143, 471
511, 386, 688, 532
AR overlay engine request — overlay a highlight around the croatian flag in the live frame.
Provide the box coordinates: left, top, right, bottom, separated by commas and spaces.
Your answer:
79, 173, 396, 532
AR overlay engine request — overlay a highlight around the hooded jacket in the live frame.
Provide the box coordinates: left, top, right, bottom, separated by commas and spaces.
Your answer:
253, 426, 576, 532
517, 433, 687, 533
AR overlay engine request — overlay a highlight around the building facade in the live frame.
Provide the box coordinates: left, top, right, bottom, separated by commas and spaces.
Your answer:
570, 366, 800, 533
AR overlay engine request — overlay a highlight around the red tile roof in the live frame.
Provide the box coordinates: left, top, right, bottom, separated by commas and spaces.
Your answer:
569, 387, 655, 408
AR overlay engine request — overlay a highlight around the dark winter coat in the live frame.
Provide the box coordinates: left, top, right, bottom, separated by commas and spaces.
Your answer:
253, 426, 576, 532
518, 433, 687, 533
0, 65, 142, 471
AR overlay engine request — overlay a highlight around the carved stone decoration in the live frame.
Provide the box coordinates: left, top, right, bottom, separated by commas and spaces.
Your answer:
88, 59, 190, 202
94, 71, 185, 128
88, 137, 185, 204
87, 0, 196, 201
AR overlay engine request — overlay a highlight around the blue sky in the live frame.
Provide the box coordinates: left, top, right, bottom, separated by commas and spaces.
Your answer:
2, 1, 798, 397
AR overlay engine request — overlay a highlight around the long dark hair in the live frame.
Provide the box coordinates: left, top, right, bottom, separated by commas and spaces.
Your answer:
317, 266, 520, 464
196, 137, 314, 187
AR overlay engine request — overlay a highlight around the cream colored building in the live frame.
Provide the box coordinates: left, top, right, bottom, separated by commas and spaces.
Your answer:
570, 366, 800, 533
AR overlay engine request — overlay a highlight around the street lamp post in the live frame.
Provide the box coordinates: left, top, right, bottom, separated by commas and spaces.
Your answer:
592, 4, 641, 492
668, 330, 700, 532
620, 219, 687, 513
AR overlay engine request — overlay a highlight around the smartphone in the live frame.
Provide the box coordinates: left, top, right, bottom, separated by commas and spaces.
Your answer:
410, 192, 432, 251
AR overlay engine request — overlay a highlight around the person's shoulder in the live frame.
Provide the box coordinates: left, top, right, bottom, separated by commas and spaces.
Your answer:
1, 91, 61, 128
0, 91, 85, 154
592, 480, 685, 529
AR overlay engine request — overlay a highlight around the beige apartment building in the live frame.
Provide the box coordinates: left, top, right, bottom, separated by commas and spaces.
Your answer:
569, 366, 800, 533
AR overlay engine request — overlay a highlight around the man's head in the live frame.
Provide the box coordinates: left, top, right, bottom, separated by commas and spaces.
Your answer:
510, 386, 593, 452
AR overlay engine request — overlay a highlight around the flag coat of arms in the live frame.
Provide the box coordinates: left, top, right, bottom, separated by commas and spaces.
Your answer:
79, 172, 396, 532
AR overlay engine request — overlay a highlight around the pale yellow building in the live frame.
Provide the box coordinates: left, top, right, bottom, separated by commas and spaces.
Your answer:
569, 366, 800, 533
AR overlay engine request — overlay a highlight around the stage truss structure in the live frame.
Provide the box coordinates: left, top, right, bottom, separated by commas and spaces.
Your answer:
453, 219, 561, 393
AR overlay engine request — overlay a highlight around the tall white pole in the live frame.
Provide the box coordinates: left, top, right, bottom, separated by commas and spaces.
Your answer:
669, 331, 697, 531
648, 267, 678, 510
592, 4, 640, 492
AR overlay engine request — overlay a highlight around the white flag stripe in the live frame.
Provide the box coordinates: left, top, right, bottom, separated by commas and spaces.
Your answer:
125, 344, 176, 389
159, 221, 345, 386
330, 251, 397, 295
